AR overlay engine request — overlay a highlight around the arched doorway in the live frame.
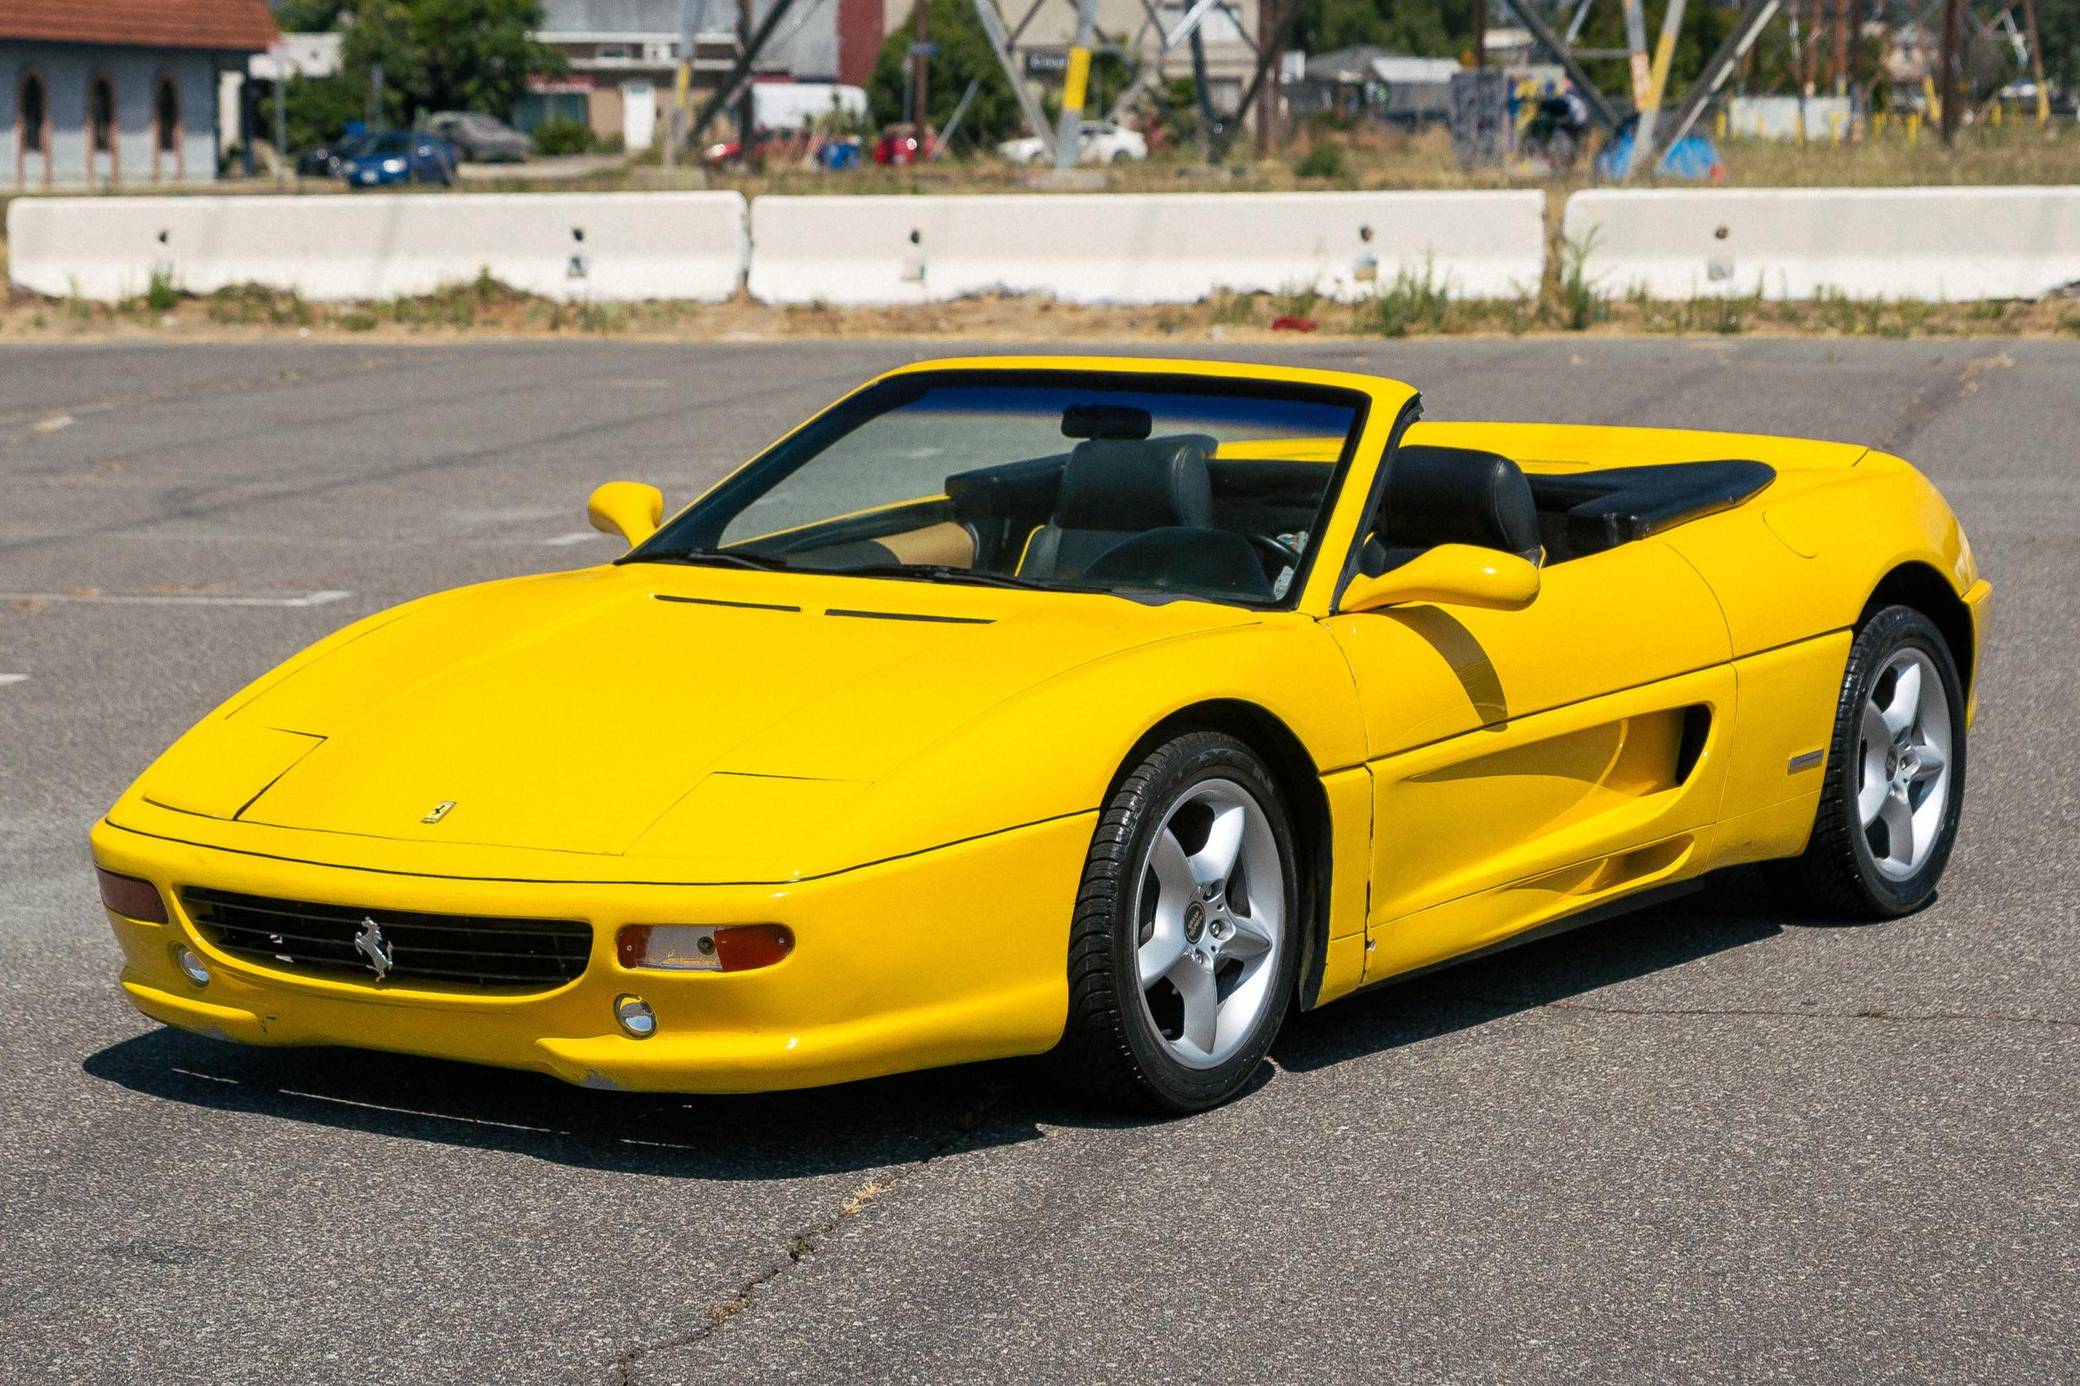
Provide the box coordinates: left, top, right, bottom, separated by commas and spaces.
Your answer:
87, 72, 118, 183
153, 74, 183, 181
16, 69, 49, 188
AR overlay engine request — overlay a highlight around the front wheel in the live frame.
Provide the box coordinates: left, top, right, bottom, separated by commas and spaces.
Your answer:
1052, 731, 1299, 1113
1770, 605, 1967, 917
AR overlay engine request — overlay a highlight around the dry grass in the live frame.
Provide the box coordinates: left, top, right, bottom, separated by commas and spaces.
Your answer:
7, 270, 2079, 344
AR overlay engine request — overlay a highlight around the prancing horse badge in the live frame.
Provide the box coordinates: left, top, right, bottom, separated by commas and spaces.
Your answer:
422, 800, 456, 824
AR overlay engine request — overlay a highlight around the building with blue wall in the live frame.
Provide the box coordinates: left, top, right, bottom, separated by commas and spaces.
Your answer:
4, 1, 276, 190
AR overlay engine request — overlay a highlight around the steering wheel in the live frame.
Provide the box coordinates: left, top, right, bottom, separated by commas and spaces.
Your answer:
1246, 531, 1303, 583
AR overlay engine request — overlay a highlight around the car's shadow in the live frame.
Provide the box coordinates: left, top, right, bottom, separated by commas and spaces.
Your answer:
82, 868, 1858, 1176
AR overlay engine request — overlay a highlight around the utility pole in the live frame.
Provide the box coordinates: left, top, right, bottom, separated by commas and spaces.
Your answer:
1189, 19, 1216, 156
2020, 0, 2051, 126
1255, 0, 1281, 155
1473, 0, 1486, 69
739, 0, 758, 169
1938, 0, 1962, 144
1626, 0, 1688, 179
665, 0, 695, 167
1052, 0, 1097, 171
1831, 0, 1849, 92
1620, 0, 1654, 112
273, 69, 287, 188
912, 0, 931, 134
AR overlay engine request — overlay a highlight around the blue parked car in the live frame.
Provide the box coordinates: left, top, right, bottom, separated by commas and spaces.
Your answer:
340, 131, 457, 188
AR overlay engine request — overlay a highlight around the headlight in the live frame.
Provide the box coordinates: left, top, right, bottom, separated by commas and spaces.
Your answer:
382, 157, 406, 172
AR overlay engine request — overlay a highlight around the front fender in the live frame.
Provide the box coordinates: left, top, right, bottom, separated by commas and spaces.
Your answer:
807, 612, 1368, 873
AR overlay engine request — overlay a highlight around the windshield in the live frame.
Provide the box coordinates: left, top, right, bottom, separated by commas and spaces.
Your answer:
369, 133, 411, 154
636, 370, 1367, 606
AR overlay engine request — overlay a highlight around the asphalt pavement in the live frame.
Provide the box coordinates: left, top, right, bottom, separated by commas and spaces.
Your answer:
1, 337, 2074, 1385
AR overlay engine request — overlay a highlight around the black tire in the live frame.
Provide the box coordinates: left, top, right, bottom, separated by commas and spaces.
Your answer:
1050, 731, 1300, 1114
1769, 605, 1968, 917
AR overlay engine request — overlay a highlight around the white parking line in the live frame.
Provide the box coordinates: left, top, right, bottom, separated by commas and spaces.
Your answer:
0, 589, 353, 608
0, 674, 26, 687
542, 531, 601, 547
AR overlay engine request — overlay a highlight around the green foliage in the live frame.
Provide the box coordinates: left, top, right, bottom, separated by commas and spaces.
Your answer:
341, 0, 566, 128
1557, 229, 1607, 332
871, 0, 1027, 145
281, 73, 365, 154
1209, 290, 1258, 325
1293, 0, 1473, 60
1368, 261, 1451, 337
1294, 143, 1345, 179
144, 269, 180, 313
275, 0, 353, 29
531, 117, 594, 156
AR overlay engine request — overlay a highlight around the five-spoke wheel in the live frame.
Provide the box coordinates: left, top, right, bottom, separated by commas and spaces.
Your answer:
1775, 604, 1967, 917
1133, 779, 1284, 1070
1856, 647, 1954, 881
1054, 732, 1300, 1112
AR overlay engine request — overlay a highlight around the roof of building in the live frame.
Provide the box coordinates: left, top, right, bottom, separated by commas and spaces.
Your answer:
539, 0, 693, 36
0, 0, 278, 52
1304, 45, 1463, 85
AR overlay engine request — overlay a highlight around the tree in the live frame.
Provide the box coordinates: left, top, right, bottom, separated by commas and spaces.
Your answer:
347, 0, 564, 120
870, 0, 1029, 145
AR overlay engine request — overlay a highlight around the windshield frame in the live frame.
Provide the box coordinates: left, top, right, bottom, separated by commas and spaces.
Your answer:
627, 367, 1375, 612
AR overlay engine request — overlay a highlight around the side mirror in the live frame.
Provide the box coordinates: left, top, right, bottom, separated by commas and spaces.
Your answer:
586, 481, 664, 550
1340, 543, 1540, 614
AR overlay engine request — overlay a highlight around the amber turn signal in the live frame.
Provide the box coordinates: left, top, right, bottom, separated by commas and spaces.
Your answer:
617, 924, 794, 973
96, 867, 168, 924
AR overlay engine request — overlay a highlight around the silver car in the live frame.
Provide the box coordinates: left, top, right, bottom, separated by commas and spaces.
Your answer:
425, 111, 533, 163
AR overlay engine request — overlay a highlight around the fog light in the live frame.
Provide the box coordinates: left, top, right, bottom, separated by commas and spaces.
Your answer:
617, 924, 793, 973
97, 867, 168, 924
613, 994, 656, 1038
172, 944, 210, 987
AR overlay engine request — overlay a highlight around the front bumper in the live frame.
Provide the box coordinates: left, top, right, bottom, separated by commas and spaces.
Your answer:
91, 813, 1090, 1093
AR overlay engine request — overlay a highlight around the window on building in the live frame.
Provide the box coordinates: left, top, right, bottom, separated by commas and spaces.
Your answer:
18, 72, 45, 154
90, 75, 116, 153
596, 43, 632, 59
156, 77, 180, 154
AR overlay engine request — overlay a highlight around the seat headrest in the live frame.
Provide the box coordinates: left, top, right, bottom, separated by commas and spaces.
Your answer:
1378, 445, 1540, 560
1052, 434, 1216, 531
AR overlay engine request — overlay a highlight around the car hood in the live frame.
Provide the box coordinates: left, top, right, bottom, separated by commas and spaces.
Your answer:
136, 565, 1253, 863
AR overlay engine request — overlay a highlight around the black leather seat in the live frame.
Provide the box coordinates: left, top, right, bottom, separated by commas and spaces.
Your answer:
1363, 445, 1543, 576
1017, 434, 1217, 581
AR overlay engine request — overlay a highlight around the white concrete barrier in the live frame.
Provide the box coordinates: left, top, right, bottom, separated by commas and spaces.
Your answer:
748, 191, 1546, 305
1564, 186, 2080, 301
5, 192, 747, 303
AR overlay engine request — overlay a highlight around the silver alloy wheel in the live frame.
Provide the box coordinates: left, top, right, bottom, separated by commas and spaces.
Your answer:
1857, 647, 1953, 881
1131, 778, 1284, 1070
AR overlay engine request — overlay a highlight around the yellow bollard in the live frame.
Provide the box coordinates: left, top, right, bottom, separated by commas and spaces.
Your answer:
1873, 111, 1887, 139
1907, 112, 1921, 147
1829, 111, 1844, 145
1992, 99, 2004, 127
1716, 109, 1728, 140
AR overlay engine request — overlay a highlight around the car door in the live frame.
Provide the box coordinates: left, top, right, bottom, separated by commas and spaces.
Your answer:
1323, 446, 1737, 983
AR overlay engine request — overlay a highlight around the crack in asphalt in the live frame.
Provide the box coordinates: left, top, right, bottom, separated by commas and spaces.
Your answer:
1876, 348, 2015, 455
605, 1092, 1009, 1385
1471, 995, 2080, 1029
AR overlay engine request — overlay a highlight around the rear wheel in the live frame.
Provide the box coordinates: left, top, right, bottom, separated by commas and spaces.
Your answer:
1771, 605, 1967, 917
1052, 732, 1299, 1113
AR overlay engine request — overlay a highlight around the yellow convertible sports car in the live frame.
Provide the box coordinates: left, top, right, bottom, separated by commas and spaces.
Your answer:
93, 356, 1989, 1112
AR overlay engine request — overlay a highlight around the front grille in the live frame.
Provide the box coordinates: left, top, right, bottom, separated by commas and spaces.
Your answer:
181, 887, 590, 991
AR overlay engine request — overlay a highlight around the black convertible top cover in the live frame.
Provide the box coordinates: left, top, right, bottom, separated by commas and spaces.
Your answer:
1525, 459, 1776, 557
